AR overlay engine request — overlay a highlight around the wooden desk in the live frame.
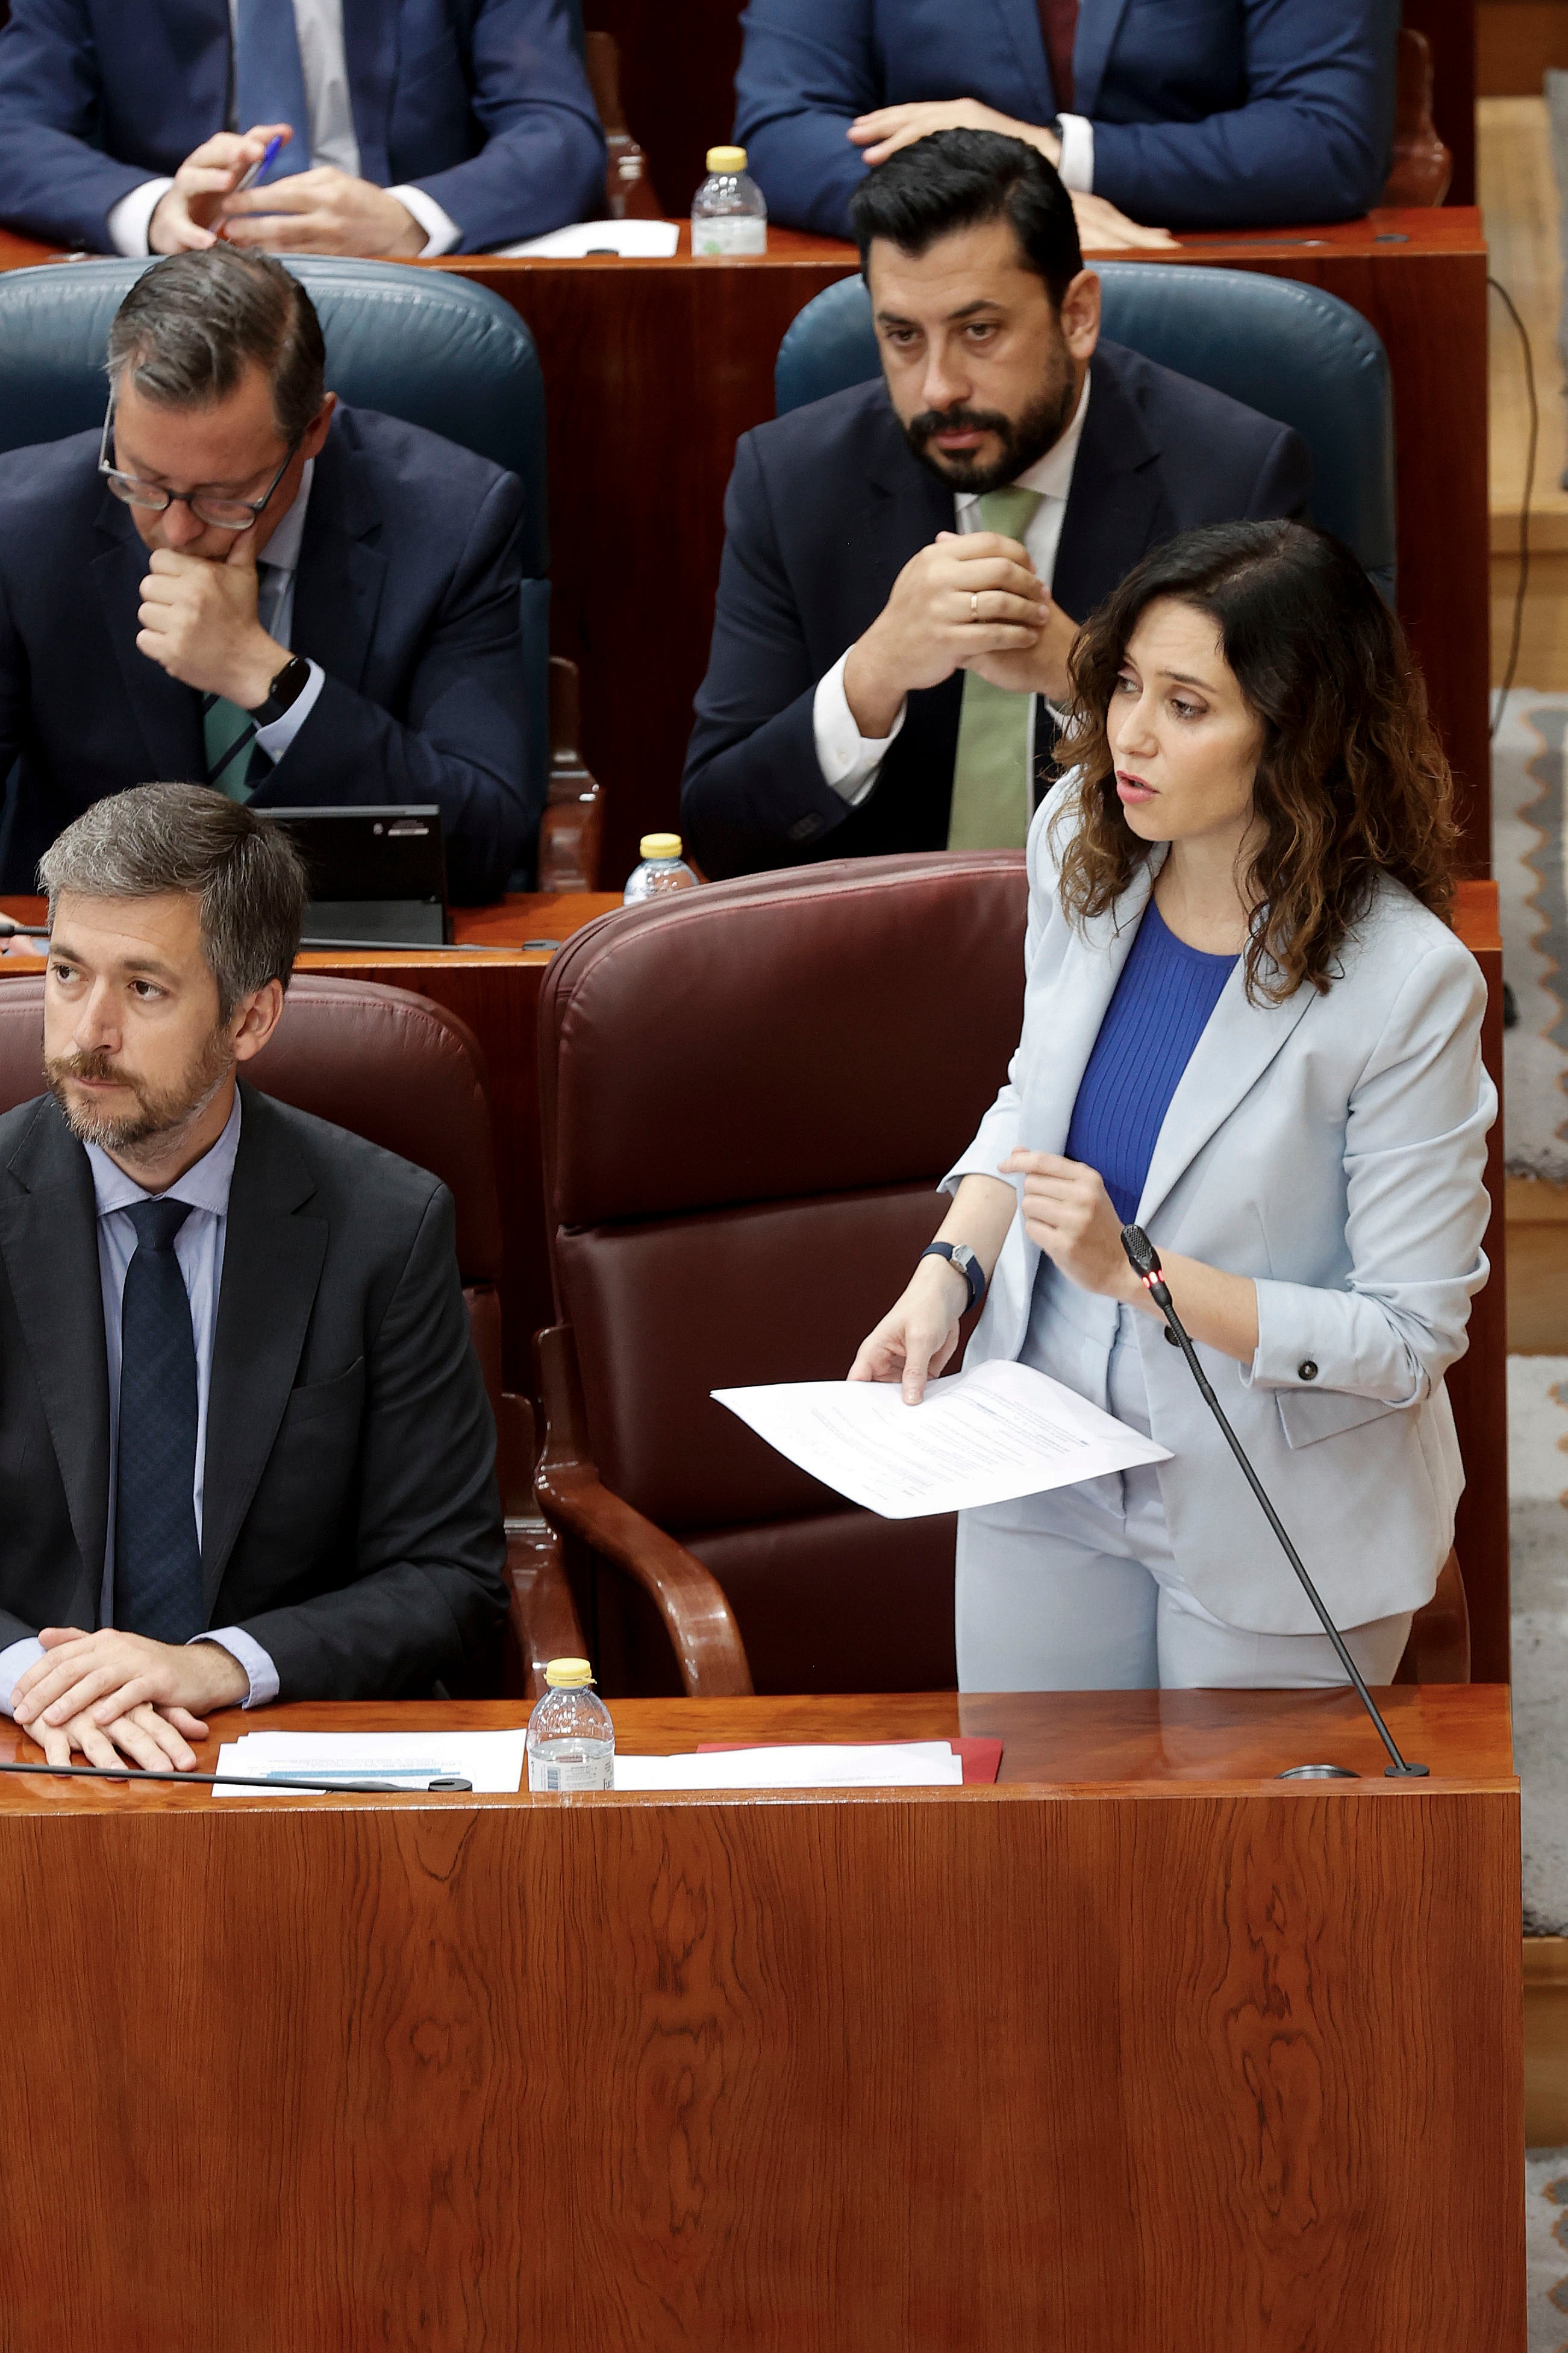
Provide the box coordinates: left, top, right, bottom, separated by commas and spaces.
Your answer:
0, 210, 1491, 884
0, 1686, 1523, 2349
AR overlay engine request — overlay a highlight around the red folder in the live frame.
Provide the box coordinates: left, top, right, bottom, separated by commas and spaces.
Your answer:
696, 1737, 1002, 1786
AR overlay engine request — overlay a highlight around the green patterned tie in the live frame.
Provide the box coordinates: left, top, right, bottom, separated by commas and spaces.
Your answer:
946, 485, 1044, 850
201, 692, 258, 801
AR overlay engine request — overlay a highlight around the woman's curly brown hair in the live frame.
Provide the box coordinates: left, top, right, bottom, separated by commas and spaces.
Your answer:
1052, 520, 1459, 1001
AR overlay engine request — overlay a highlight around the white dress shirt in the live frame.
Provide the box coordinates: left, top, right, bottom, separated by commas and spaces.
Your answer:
1055, 117, 1095, 194
106, 0, 462, 259
0, 1093, 280, 1722
812, 374, 1092, 806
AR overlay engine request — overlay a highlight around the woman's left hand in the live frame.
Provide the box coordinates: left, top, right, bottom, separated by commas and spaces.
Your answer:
1000, 1151, 1136, 1300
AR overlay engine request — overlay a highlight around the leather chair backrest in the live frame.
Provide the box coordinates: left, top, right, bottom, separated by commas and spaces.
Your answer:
0, 256, 552, 865
539, 853, 1029, 1693
0, 973, 502, 1280
774, 264, 1398, 599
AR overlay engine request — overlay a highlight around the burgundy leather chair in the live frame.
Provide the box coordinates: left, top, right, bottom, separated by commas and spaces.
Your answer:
0, 971, 583, 1697
536, 854, 1469, 1699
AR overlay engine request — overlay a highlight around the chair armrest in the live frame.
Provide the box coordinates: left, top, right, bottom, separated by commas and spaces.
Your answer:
535, 1461, 754, 1698
503, 1515, 587, 1700
534, 1322, 754, 1697
537, 656, 605, 892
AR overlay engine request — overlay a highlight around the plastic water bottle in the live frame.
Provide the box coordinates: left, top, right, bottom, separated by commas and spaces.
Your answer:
526, 1658, 614, 1792
623, 830, 699, 904
691, 145, 767, 256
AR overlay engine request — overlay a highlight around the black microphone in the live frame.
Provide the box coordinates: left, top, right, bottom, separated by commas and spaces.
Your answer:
1119, 1224, 1428, 1779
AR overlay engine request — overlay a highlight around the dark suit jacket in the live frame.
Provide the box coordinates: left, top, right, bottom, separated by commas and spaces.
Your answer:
0, 403, 532, 901
0, 1084, 507, 1700
680, 342, 1311, 878
0, 0, 605, 255
735, 0, 1397, 239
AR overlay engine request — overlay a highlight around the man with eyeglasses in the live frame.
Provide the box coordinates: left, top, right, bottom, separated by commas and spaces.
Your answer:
0, 246, 532, 898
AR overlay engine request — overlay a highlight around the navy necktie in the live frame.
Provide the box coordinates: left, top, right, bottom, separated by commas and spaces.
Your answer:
116, 1198, 204, 1644
232, 0, 312, 176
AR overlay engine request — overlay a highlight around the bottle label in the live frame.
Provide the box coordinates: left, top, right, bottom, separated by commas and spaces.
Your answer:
529, 1756, 613, 1793
692, 217, 767, 257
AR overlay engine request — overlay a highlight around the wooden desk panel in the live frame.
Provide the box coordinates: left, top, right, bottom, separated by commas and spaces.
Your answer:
0, 213, 1491, 884
0, 1691, 1524, 2350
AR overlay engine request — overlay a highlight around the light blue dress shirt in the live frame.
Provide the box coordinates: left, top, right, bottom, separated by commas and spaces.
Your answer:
0, 1092, 279, 1719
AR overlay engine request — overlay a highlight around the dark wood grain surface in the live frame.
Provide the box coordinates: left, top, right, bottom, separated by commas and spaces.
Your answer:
0, 1690, 1523, 2348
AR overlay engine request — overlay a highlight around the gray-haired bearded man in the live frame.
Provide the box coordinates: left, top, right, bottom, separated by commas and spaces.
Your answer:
0, 782, 505, 1772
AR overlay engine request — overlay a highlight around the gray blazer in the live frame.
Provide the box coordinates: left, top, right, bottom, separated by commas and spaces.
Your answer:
947, 791, 1497, 1634
0, 1083, 507, 1697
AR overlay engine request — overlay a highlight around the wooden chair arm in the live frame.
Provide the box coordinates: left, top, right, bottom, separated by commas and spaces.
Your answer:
534, 1460, 754, 1697
503, 1515, 587, 1700
534, 1322, 754, 1697
537, 656, 605, 892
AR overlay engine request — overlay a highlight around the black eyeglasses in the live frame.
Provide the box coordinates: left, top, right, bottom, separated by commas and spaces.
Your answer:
97, 395, 299, 530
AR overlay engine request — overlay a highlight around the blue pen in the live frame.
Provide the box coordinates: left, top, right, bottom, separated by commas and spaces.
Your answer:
230, 132, 285, 198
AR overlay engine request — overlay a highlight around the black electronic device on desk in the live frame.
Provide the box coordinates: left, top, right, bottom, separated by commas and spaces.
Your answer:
256, 806, 448, 948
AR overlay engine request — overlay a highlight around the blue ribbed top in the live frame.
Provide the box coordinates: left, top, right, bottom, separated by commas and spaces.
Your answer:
1063, 900, 1238, 1226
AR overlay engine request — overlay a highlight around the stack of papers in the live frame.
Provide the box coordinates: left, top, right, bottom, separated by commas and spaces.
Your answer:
492, 220, 680, 259
613, 1743, 963, 1791
714, 1358, 1170, 1518
213, 1728, 526, 1796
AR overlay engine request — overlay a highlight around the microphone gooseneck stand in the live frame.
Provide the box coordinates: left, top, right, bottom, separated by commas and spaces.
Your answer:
1119, 1224, 1428, 1780
0, 1761, 473, 1794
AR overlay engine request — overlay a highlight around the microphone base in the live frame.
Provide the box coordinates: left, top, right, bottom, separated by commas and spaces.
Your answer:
1279, 1762, 1360, 1780
1385, 1761, 1431, 1778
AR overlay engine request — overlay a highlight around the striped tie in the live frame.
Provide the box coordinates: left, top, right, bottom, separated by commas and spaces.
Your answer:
202, 693, 258, 800
947, 486, 1044, 851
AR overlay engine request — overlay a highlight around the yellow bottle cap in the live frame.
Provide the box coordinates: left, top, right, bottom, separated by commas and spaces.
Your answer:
543, 1656, 595, 1688
707, 145, 748, 173
640, 832, 683, 860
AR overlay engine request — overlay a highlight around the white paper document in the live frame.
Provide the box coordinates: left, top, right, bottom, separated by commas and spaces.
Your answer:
613, 1742, 963, 1791
713, 1358, 1170, 1519
492, 219, 680, 259
212, 1728, 526, 1797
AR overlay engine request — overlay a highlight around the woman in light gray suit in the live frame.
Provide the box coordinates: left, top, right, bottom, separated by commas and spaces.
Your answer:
852, 521, 1496, 1690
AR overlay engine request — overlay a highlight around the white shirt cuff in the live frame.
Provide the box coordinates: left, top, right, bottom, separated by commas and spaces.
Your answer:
1055, 114, 1094, 194
193, 1628, 280, 1710
389, 183, 463, 257
253, 659, 326, 762
107, 177, 175, 256
0, 1636, 46, 1718
813, 650, 907, 807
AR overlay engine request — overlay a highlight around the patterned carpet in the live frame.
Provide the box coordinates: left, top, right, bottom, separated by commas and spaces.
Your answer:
1528, 2151, 1568, 2352
1511, 1358, 1568, 1934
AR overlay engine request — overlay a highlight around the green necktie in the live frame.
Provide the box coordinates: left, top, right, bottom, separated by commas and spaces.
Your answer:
201, 692, 258, 802
947, 485, 1044, 850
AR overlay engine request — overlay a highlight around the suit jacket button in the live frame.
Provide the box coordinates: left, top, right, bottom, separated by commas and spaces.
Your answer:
1298, 1359, 1319, 1381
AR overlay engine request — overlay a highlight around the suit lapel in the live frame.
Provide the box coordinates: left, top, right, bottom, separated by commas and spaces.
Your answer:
91, 498, 207, 783
290, 416, 389, 695
201, 1088, 328, 1612
1025, 854, 1159, 1153
990, 0, 1052, 107
1136, 968, 1316, 1231
1073, 0, 1134, 117
1052, 350, 1170, 625
0, 1101, 110, 1603
340, 0, 396, 184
